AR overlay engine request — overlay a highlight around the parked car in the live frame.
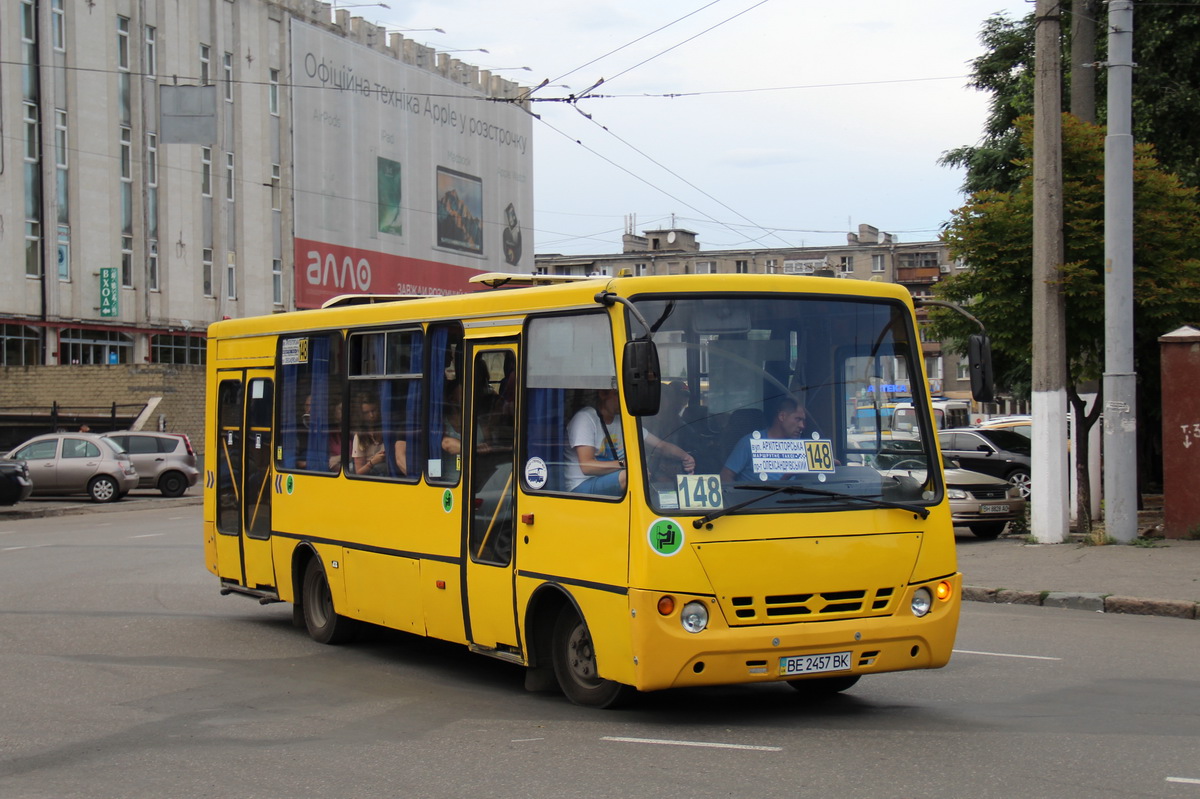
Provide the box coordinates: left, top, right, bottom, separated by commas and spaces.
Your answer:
880, 463, 1026, 539
0, 457, 35, 506
4, 433, 139, 502
938, 428, 1033, 499
105, 431, 199, 497
976, 414, 1032, 438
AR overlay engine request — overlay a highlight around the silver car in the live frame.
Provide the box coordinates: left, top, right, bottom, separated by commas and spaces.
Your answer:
104, 431, 200, 497
5, 433, 139, 502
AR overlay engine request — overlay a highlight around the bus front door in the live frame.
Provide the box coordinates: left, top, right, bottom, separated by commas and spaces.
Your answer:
213, 369, 277, 593
463, 344, 520, 653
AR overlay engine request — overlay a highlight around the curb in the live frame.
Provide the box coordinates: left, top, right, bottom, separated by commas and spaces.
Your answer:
963, 585, 1199, 620
0, 495, 203, 521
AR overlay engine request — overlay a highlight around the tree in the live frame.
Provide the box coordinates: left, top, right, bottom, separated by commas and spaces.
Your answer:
942, 3, 1200, 193
933, 115, 1200, 534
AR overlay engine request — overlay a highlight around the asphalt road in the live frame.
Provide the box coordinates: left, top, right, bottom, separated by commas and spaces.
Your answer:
2, 504, 1199, 799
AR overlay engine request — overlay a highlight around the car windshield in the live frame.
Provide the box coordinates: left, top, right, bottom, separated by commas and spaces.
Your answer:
974, 429, 1030, 453
630, 293, 942, 516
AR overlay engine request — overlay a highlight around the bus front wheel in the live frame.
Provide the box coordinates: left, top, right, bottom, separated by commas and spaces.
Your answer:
551, 607, 631, 709
301, 559, 358, 645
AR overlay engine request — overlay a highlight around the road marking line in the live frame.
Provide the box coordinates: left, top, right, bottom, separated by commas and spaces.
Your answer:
602, 736, 782, 752
1166, 777, 1200, 785
953, 649, 1062, 661
511, 738, 544, 742
131, 533, 164, 538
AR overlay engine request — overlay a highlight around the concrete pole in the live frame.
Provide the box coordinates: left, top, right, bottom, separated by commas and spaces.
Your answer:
1031, 0, 1070, 543
1103, 0, 1138, 542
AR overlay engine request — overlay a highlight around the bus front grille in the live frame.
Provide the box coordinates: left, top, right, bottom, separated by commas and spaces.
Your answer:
727, 586, 896, 623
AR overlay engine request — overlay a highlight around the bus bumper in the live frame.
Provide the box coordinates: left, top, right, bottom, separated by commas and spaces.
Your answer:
626, 573, 961, 692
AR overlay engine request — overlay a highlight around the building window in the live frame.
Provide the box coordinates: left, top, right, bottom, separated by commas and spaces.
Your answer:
146, 133, 158, 238
21, 0, 35, 44
839, 255, 853, 273
199, 44, 211, 85
55, 109, 69, 225
202, 248, 214, 297
200, 147, 212, 196
269, 68, 280, 115
927, 356, 943, 380
271, 163, 281, 210
51, 0, 65, 51
1, 323, 43, 366
871, 254, 885, 273
119, 126, 133, 234
225, 252, 236, 299
145, 26, 157, 78
765, 258, 777, 273
24, 102, 38, 161
633, 262, 647, 276
272, 258, 283, 305
695, 261, 715, 275
223, 52, 233, 102
57, 226, 70, 281
148, 240, 159, 291
225, 152, 234, 202
121, 235, 133, 287
25, 221, 41, 278
898, 251, 940, 269
61, 328, 132, 365
152, 334, 206, 365
736, 260, 749, 274
116, 16, 130, 70
956, 360, 969, 381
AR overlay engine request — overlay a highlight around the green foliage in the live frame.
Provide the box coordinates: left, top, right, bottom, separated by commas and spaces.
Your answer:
932, 114, 1200, 399
944, 3, 1200, 192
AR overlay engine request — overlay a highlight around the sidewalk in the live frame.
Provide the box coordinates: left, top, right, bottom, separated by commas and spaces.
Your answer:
3, 493, 1197, 619
957, 532, 1200, 619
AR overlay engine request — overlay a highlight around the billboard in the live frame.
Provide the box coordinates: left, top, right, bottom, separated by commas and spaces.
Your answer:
290, 20, 533, 308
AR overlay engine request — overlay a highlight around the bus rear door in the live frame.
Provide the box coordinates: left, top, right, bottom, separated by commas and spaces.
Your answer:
213, 369, 277, 593
463, 343, 520, 653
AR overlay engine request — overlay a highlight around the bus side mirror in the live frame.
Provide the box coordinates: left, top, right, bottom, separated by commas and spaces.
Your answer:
622, 339, 661, 417
968, 334, 994, 403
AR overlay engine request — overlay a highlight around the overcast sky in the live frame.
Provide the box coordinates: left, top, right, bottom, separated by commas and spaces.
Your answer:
357, 0, 1033, 255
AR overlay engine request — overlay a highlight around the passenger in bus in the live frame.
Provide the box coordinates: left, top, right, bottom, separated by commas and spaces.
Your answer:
440, 382, 464, 479
327, 397, 343, 472
565, 388, 695, 496
351, 397, 389, 476
720, 395, 808, 484
644, 380, 700, 480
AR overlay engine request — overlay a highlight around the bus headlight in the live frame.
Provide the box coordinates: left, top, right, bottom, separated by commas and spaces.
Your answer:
680, 601, 709, 633
911, 587, 933, 617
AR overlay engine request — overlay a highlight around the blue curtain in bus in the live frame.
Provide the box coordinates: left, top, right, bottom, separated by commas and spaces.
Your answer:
304, 335, 333, 472
526, 387, 565, 492
404, 338, 423, 475
427, 327, 448, 467
280, 359, 301, 470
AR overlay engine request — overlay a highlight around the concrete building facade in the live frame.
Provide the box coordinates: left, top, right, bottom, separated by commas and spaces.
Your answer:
1, 0, 531, 368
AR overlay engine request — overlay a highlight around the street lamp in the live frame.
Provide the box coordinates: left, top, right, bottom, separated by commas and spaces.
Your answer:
482, 66, 532, 72
333, 2, 391, 8
438, 48, 489, 55
389, 27, 446, 34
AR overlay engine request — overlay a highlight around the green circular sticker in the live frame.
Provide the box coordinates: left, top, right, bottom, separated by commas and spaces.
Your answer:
442, 489, 454, 513
285, 474, 295, 495
648, 518, 684, 557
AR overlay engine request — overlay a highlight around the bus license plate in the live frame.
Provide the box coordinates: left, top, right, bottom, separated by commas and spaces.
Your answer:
780, 651, 851, 676
980, 503, 1010, 513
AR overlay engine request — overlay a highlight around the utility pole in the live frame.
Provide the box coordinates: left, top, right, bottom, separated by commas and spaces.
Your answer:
1031, 0, 1070, 543
1103, 0, 1137, 542
1070, 0, 1101, 123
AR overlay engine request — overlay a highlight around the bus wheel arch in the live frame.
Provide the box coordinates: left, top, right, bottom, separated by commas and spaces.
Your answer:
299, 553, 358, 645
522, 584, 571, 693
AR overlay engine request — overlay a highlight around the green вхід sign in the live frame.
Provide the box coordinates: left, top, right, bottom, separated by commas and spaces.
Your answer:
99, 267, 118, 317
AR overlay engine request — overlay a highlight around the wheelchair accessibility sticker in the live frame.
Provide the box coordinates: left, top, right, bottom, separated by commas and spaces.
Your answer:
442, 489, 454, 513
648, 518, 684, 557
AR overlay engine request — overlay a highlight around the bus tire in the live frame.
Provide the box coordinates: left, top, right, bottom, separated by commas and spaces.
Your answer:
786, 674, 860, 698
551, 606, 631, 709
301, 559, 358, 645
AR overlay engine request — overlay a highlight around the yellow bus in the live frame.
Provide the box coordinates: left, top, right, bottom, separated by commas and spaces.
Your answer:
203, 273, 991, 707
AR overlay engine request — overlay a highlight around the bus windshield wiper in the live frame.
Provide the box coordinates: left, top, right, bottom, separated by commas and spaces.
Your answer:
693, 483, 929, 529
775, 484, 930, 518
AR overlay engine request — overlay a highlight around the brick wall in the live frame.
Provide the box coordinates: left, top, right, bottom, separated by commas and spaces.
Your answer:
0, 365, 207, 455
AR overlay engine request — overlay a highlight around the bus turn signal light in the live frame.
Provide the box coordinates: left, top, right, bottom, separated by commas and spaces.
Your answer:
657, 595, 676, 616
935, 581, 953, 601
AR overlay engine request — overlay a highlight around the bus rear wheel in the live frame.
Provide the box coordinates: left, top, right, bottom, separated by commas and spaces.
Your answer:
551, 607, 631, 709
301, 559, 358, 645
786, 674, 860, 698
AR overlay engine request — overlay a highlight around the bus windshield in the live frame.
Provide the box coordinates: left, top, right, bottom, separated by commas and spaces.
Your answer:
631, 293, 941, 515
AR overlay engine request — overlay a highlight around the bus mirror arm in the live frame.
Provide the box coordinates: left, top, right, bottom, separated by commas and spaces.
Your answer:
594, 291, 654, 340
597, 291, 662, 416
913, 299, 995, 404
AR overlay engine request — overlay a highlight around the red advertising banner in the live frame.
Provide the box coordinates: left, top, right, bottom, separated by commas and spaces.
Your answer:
294, 237, 487, 308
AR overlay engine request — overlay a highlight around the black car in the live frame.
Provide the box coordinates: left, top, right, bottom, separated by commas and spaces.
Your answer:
938, 428, 1032, 500
0, 457, 35, 506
